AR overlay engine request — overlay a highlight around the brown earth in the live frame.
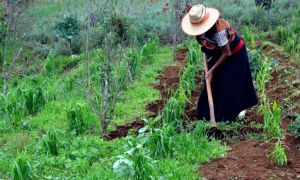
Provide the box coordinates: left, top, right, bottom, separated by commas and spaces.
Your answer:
201, 136, 300, 180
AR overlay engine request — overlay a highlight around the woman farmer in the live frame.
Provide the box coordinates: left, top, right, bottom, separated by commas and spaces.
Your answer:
181, 4, 258, 122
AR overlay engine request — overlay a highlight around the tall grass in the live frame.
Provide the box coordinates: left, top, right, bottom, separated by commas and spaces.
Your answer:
67, 102, 88, 135
41, 128, 59, 156
13, 155, 35, 180
0, 80, 49, 126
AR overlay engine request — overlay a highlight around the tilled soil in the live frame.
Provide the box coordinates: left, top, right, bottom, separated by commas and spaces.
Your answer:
201, 136, 300, 180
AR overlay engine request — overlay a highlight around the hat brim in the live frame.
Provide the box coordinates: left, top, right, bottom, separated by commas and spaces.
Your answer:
181, 8, 220, 36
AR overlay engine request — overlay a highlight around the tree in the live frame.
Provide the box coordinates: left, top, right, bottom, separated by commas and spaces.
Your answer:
55, 15, 81, 54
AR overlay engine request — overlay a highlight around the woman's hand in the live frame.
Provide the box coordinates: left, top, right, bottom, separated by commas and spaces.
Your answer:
205, 70, 213, 82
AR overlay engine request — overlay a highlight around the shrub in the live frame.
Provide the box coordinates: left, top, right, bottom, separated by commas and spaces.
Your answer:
288, 114, 300, 138
55, 15, 81, 54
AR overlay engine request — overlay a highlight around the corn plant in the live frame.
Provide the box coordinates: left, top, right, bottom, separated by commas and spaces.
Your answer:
263, 101, 282, 138
161, 96, 185, 131
146, 124, 175, 159
140, 38, 159, 64
41, 128, 59, 156
180, 64, 198, 97
268, 140, 288, 166
243, 26, 255, 48
13, 155, 35, 180
186, 44, 201, 65
67, 103, 87, 135
255, 56, 271, 94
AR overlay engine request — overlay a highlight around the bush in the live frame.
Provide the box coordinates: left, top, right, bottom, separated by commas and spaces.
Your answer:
288, 114, 300, 138
55, 15, 81, 54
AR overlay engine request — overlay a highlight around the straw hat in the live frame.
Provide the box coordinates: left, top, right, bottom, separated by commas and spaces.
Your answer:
181, 4, 220, 36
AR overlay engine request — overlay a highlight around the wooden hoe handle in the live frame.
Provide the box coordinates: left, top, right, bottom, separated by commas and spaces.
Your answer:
203, 54, 217, 127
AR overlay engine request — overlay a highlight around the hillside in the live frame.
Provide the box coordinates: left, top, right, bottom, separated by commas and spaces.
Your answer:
0, 0, 300, 179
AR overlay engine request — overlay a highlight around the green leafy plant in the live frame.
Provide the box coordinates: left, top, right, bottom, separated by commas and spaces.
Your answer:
13, 155, 35, 180
0, 80, 49, 126
41, 128, 59, 156
243, 26, 256, 48
146, 124, 175, 159
255, 56, 271, 94
55, 15, 81, 54
268, 140, 288, 166
140, 38, 159, 64
288, 114, 300, 138
161, 97, 185, 131
67, 103, 86, 135
113, 143, 157, 179
263, 101, 282, 138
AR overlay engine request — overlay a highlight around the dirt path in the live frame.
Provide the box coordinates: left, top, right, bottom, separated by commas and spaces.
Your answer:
104, 49, 187, 140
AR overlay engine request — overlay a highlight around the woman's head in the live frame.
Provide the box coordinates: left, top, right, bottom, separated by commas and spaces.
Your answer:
181, 4, 220, 36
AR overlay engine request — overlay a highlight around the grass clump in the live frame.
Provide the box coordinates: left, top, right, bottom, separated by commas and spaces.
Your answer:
13, 155, 35, 180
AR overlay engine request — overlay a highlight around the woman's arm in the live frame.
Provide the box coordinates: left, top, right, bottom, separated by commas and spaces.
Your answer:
205, 43, 231, 82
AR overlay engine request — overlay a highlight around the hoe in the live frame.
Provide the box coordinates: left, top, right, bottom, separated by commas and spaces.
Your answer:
203, 54, 224, 139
